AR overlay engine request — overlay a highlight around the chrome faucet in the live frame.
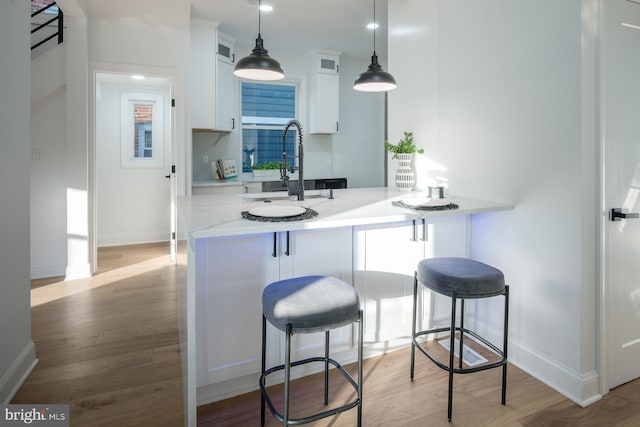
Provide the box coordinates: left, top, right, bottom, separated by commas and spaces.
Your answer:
280, 119, 304, 201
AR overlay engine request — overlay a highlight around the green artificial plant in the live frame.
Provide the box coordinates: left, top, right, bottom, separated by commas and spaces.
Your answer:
384, 131, 424, 159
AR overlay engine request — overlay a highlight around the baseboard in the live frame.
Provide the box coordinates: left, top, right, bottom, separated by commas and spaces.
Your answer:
0, 341, 38, 403
31, 262, 66, 280
472, 320, 602, 407
98, 233, 169, 248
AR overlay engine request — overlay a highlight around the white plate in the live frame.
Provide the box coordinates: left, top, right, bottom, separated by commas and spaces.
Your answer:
248, 205, 306, 218
402, 197, 451, 208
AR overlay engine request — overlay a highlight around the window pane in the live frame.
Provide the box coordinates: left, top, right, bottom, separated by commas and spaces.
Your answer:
242, 129, 295, 172
241, 82, 297, 172
134, 103, 153, 158
242, 82, 295, 126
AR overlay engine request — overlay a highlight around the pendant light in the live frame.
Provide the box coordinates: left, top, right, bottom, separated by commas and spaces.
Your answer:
353, 0, 397, 92
234, 0, 284, 81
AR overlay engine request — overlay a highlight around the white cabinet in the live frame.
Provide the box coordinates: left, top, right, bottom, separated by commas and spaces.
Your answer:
309, 51, 340, 134
215, 32, 236, 132
354, 217, 468, 351
190, 21, 236, 132
195, 227, 353, 388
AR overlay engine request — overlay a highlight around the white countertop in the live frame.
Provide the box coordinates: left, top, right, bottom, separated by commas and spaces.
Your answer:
179, 187, 513, 241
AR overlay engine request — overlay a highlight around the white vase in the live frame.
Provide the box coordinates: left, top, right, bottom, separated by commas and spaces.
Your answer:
395, 153, 415, 192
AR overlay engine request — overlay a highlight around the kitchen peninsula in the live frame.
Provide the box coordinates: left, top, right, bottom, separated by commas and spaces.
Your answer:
177, 187, 512, 426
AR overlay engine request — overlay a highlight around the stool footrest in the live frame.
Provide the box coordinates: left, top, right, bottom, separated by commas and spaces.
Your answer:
260, 356, 360, 425
413, 327, 506, 374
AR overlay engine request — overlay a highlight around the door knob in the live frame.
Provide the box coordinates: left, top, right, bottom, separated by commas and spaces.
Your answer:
610, 208, 640, 221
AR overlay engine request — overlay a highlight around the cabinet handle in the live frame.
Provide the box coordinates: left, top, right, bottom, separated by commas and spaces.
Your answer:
272, 232, 277, 258
336, 121, 339, 132
232, 53, 235, 63
232, 118, 235, 129
412, 220, 418, 242
422, 218, 428, 241
285, 231, 290, 256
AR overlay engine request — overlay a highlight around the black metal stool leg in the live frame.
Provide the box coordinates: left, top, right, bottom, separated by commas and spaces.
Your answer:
284, 324, 292, 426
502, 285, 510, 405
448, 292, 457, 422
411, 272, 418, 380
324, 330, 330, 406
459, 299, 465, 370
357, 309, 363, 427
261, 315, 267, 426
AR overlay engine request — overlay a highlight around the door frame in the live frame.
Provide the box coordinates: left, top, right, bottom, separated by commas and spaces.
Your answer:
89, 62, 186, 272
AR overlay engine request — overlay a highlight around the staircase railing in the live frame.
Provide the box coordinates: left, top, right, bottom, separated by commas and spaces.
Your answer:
31, 1, 64, 51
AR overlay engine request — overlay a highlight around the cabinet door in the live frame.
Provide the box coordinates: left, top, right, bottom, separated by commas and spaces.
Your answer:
195, 233, 279, 386
310, 73, 339, 134
215, 59, 236, 132
276, 227, 354, 365
190, 23, 215, 130
354, 221, 423, 348
354, 217, 469, 349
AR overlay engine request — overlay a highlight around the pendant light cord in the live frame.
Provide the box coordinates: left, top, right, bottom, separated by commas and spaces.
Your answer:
373, 0, 376, 53
258, 0, 262, 38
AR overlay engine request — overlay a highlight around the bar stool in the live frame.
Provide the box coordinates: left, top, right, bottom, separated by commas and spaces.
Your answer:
410, 257, 509, 421
260, 275, 363, 426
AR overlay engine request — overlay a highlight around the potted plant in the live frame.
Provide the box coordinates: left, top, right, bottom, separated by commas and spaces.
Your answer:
251, 161, 288, 179
384, 131, 424, 159
384, 131, 423, 191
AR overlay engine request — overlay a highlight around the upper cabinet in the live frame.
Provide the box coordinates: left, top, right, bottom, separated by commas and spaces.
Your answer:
190, 20, 237, 132
309, 50, 341, 134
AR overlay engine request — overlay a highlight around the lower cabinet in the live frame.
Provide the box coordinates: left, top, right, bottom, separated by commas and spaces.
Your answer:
354, 217, 469, 352
194, 216, 468, 393
195, 226, 353, 388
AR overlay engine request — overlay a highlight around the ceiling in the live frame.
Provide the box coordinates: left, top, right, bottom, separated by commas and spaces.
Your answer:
60, 0, 388, 61
190, 0, 388, 61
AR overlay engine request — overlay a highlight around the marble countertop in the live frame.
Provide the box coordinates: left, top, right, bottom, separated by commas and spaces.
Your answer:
178, 187, 513, 241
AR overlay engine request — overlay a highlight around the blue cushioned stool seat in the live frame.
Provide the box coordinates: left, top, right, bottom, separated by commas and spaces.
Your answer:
417, 257, 505, 298
411, 257, 509, 422
263, 275, 360, 334
260, 275, 363, 426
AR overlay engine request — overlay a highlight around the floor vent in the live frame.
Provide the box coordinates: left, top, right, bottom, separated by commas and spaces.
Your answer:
438, 337, 488, 367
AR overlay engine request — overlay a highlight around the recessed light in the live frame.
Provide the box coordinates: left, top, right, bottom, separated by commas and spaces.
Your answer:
367, 22, 379, 30
131, 75, 145, 80
260, 4, 273, 12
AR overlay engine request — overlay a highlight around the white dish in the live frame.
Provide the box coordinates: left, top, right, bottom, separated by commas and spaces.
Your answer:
402, 197, 451, 208
248, 205, 306, 218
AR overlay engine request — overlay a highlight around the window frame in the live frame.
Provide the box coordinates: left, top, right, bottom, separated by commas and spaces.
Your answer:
120, 92, 165, 168
241, 80, 298, 172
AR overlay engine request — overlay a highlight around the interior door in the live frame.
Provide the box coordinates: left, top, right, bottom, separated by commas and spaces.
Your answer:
95, 73, 172, 248
604, 0, 640, 389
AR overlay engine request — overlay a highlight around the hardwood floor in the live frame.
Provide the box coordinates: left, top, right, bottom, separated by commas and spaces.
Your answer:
199, 346, 640, 427
12, 243, 640, 426
12, 243, 184, 426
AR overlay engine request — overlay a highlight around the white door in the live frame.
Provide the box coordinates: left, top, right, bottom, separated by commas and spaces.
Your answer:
604, 0, 640, 389
96, 73, 172, 248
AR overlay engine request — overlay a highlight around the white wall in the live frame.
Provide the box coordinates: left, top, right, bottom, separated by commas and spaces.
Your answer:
31, 45, 68, 279
389, 0, 599, 405
0, 0, 37, 402
194, 43, 385, 189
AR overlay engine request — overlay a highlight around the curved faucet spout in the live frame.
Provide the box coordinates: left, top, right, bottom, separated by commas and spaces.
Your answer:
281, 119, 305, 200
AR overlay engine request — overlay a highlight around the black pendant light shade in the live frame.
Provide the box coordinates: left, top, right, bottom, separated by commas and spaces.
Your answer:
234, 1, 284, 81
353, 52, 397, 92
353, 0, 396, 92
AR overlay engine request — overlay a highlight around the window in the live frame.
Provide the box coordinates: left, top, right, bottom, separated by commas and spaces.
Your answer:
121, 92, 165, 168
241, 82, 297, 172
